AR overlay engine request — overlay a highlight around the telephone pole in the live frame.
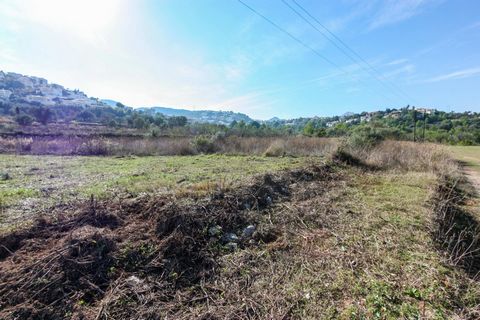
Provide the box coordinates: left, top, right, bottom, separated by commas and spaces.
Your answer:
413, 107, 417, 142
422, 111, 427, 141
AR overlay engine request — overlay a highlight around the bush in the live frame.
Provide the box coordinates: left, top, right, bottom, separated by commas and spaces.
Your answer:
150, 127, 161, 137
191, 136, 217, 154
75, 139, 114, 155
0, 172, 11, 181
76, 110, 96, 122
346, 128, 383, 149
15, 114, 34, 126
17, 138, 33, 152
264, 140, 286, 157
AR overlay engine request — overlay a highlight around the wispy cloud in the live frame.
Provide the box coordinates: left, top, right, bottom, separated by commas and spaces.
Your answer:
424, 67, 480, 83
369, 0, 444, 30
383, 64, 416, 78
465, 21, 480, 30
384, 59, 409, 67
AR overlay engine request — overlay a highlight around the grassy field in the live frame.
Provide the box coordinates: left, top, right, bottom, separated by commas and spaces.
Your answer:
1, 143, 479, 319
0, 154, 309, 230
208, 169, 480, 318
449, 145, 480, 172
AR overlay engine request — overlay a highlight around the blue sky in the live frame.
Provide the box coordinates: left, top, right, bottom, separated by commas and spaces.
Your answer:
0, 0, 479, 119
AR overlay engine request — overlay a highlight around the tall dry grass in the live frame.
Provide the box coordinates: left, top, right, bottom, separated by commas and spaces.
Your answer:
342, 140, 459, 174
0, 135, 338, 157
219, 136, 338, 156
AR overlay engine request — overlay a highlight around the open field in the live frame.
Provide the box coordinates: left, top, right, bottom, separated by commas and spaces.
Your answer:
0, 155, 309, 232
449, 146, 480, 191
0, 142, 479, 319
449, 146, 480, 172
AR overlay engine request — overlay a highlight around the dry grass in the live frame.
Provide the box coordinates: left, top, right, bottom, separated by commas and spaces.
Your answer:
0, 135, 338, 157
1, 140, 479, 319
220, 136, 339, 157
340, 140, 458, 174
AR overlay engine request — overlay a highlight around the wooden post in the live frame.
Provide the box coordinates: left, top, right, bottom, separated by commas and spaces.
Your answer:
422, 111, 427, 141
413, 107, 417, 142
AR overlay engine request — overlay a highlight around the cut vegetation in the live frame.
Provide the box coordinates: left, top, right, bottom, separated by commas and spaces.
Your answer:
0, 155, 309, 232
0, 141, 479, 319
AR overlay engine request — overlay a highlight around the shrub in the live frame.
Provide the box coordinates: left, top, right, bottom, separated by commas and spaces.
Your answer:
17, 138, 33, 152
346, 128, 383, 149
75, 139, 114, 155
0, 137, 16, 153
133, 118, 147, 129
191, 136, 217, 154
75, 110, 96, 122
264, 140, 286, 157
150, 127, 160, 138
0, 172, 11, 181
213, 131, 227, 142
15, 114, 34, 126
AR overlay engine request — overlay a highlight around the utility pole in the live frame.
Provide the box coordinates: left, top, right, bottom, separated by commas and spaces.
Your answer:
422, 111, 427, 141
413, 107, 417, 142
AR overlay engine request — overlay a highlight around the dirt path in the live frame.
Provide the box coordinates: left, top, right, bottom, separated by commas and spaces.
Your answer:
448, 146, 480, 194
465, 167, 480, 192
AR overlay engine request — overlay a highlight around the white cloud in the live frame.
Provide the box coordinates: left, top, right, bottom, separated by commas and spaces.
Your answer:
424, 67, 480, 83
385, 59, 409, 66
369, 0, 443, 30
383, 64, 416, 78
0, 0, 125, 45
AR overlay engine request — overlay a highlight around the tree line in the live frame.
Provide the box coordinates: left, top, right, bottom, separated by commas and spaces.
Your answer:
1, 101, 479, 145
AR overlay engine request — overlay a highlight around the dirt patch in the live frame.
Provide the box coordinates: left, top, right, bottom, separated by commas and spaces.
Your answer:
465, 167, 480, 194
0, 163, 341, 319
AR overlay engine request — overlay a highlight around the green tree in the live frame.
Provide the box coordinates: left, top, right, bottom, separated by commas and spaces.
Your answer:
167, 116, 188, 127
15, 114, 34, 125
34, 107, 55, 125
76, 110, 96, 122
133, 117, 147, 129
303, 120, 315, 136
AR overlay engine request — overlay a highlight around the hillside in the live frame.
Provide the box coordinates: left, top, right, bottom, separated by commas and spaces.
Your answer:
1, 71, 480, 145
0, 71, 253, 128
138, 106, 253, 125
0, 71, 104, 109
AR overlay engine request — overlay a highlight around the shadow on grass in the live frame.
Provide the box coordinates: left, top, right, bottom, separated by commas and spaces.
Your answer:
432, 176, 480, 280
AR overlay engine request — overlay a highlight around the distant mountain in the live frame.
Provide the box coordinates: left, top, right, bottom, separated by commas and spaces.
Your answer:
100, 99, 254, 125
139, 106, 253, 125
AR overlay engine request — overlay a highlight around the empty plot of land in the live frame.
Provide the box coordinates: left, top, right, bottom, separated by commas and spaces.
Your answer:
1, 161, 479, 318
0, 155, 309, 231
449, 146, 480, 190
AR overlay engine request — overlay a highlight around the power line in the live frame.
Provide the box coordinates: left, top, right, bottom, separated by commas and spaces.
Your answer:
288, 0, 416, 104
237, 0, 341, 70
236, 0, 398, 106
282, 0, 407, 103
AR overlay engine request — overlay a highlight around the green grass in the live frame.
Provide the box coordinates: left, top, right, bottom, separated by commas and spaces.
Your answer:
449, 146, 480, 172
213, 169, 480, 318
326, 171, 479, 318
0, 154, 310, 229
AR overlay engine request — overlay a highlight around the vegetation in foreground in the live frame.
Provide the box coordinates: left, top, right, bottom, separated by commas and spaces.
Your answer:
0, 154, 309, 232
0, 141, 479, 319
